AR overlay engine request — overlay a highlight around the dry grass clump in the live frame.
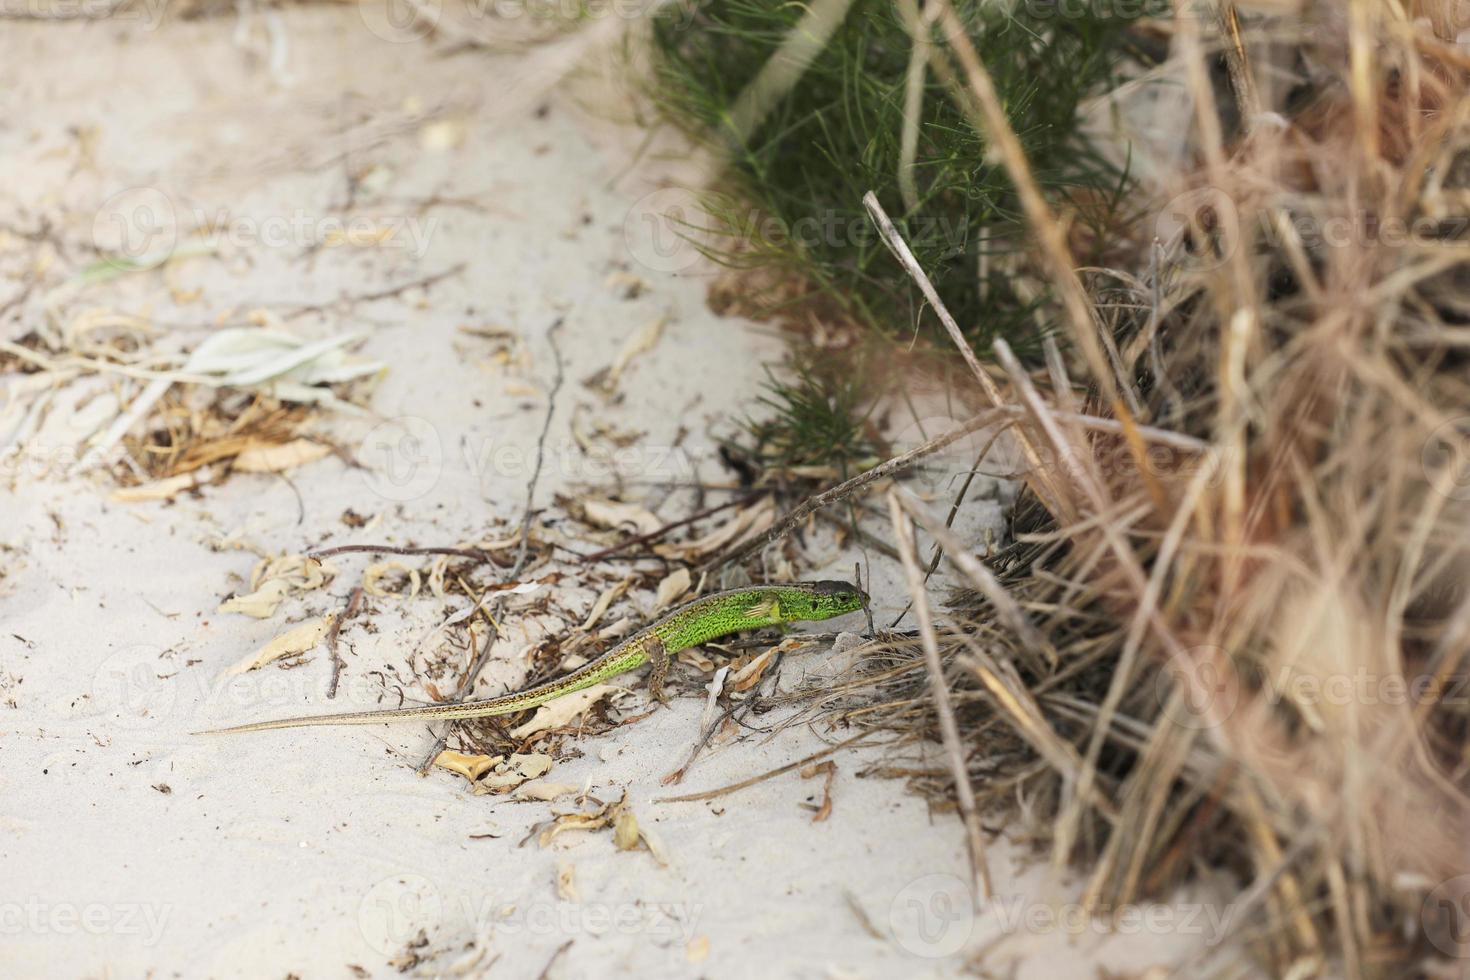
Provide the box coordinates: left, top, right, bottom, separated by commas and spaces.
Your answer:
813, 2, 1470, 975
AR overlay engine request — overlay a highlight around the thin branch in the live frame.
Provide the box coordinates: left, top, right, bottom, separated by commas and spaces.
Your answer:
579, 492, 764, 563
702, 408, 1007, 574
887, 490, 993, 900
326, 586, 364, 699
309, 544, 494, 563
414, 317, 564, 773
657, 731, 875, 804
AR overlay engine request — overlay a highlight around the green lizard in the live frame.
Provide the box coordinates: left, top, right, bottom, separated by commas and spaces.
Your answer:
198, 580, 867, 735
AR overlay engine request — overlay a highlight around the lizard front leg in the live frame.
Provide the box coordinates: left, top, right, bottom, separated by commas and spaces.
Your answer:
646, 637, 672, 706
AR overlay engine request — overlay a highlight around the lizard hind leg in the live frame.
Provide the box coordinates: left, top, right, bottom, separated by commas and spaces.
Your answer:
646, 637, 672, 707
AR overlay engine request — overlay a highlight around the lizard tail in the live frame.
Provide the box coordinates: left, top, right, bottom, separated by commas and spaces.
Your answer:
192, 701, 486, 735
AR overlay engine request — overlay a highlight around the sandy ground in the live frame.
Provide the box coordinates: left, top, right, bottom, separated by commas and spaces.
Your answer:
0, 10, 1239, 979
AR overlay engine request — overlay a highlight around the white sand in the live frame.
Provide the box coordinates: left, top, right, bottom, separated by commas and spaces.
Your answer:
0, 11, 1236, 978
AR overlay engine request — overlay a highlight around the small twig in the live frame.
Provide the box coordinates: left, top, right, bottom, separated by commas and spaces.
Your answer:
657, 731, 875, 804
888, 489, 993, 900
277, 262, 466, 318
579, 492, 763, 563
534, 939, 574, 980
889, 425, 1013, 627
326, 587, 364, 699
512, 318, 565, 574
415, 318, 564, 773
702, 409, 1007, 574
662, 700, 746, 786
894, 489, 1056, 670
309, 544, 494, 562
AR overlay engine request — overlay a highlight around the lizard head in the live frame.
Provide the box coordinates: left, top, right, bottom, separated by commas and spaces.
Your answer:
780, 580, 869, 621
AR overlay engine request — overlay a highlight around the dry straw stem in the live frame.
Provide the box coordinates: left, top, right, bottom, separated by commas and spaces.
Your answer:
887, 490, 993, 900
808, 1, 1470, 974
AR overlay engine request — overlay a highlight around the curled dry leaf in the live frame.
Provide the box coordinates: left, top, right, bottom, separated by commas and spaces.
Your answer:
654, 497, 777, 560
219, 579, 293, 619
479, 753, 553, 793
221, 554, 336, 618
110, 471, 209, 503
601, 315, 666, 393
613, 809, 640, 851
576, 576, 632, 632
228, 615, 334, 674
232, 438, 331, 474
514, 781, 581, 802
728, 646, 779, 693
363, 560, 421, 599
508, 685, 616, 739
653, 568, 691, 612
582, 498, 662, 536
434, 750, 504, 783
251, 554, 334, 593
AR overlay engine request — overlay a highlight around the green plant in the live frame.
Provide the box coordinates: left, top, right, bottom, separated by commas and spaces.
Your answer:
650, 0, 1153, 351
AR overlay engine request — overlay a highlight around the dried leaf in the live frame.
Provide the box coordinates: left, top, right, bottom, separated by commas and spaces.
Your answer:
801, 761, 837, 823
728, 647, 779, 693
654, 568, 691, 612
434, 750, 503, 783
508, 685, 616, 739
363, 561, 422, 599
602, 315, 666, 392
514, 781, 581, 802
228, 615, 334, 674
575, 576, 632, 632
613, 809, 640, 851
110, 471, 206, 503
538, 809, 614, 847
655, 497, 776, 560
479, 753, 553, 793
219, 579, 293, 619
232, 438, 330, 473
582, 498, 662, 536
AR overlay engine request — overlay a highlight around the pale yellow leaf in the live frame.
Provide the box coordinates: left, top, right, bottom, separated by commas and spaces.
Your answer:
233, 438, 330, 473
111, 471, 205, 503
434, 750, 503, 783
363, 560, 421, 598
575, 576, 632, 632
228, 615, 334, 674
479, 752, 553, 792
603, 315, 666, 391
508, 685, 616, 739
219, 579, 293, 619
654, 568, 691, 612
686, 936, 710, 964
514, 781, 581, 802
583, 498, 662, 536
613, 809, 640, 851
654, 497, 776, 560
